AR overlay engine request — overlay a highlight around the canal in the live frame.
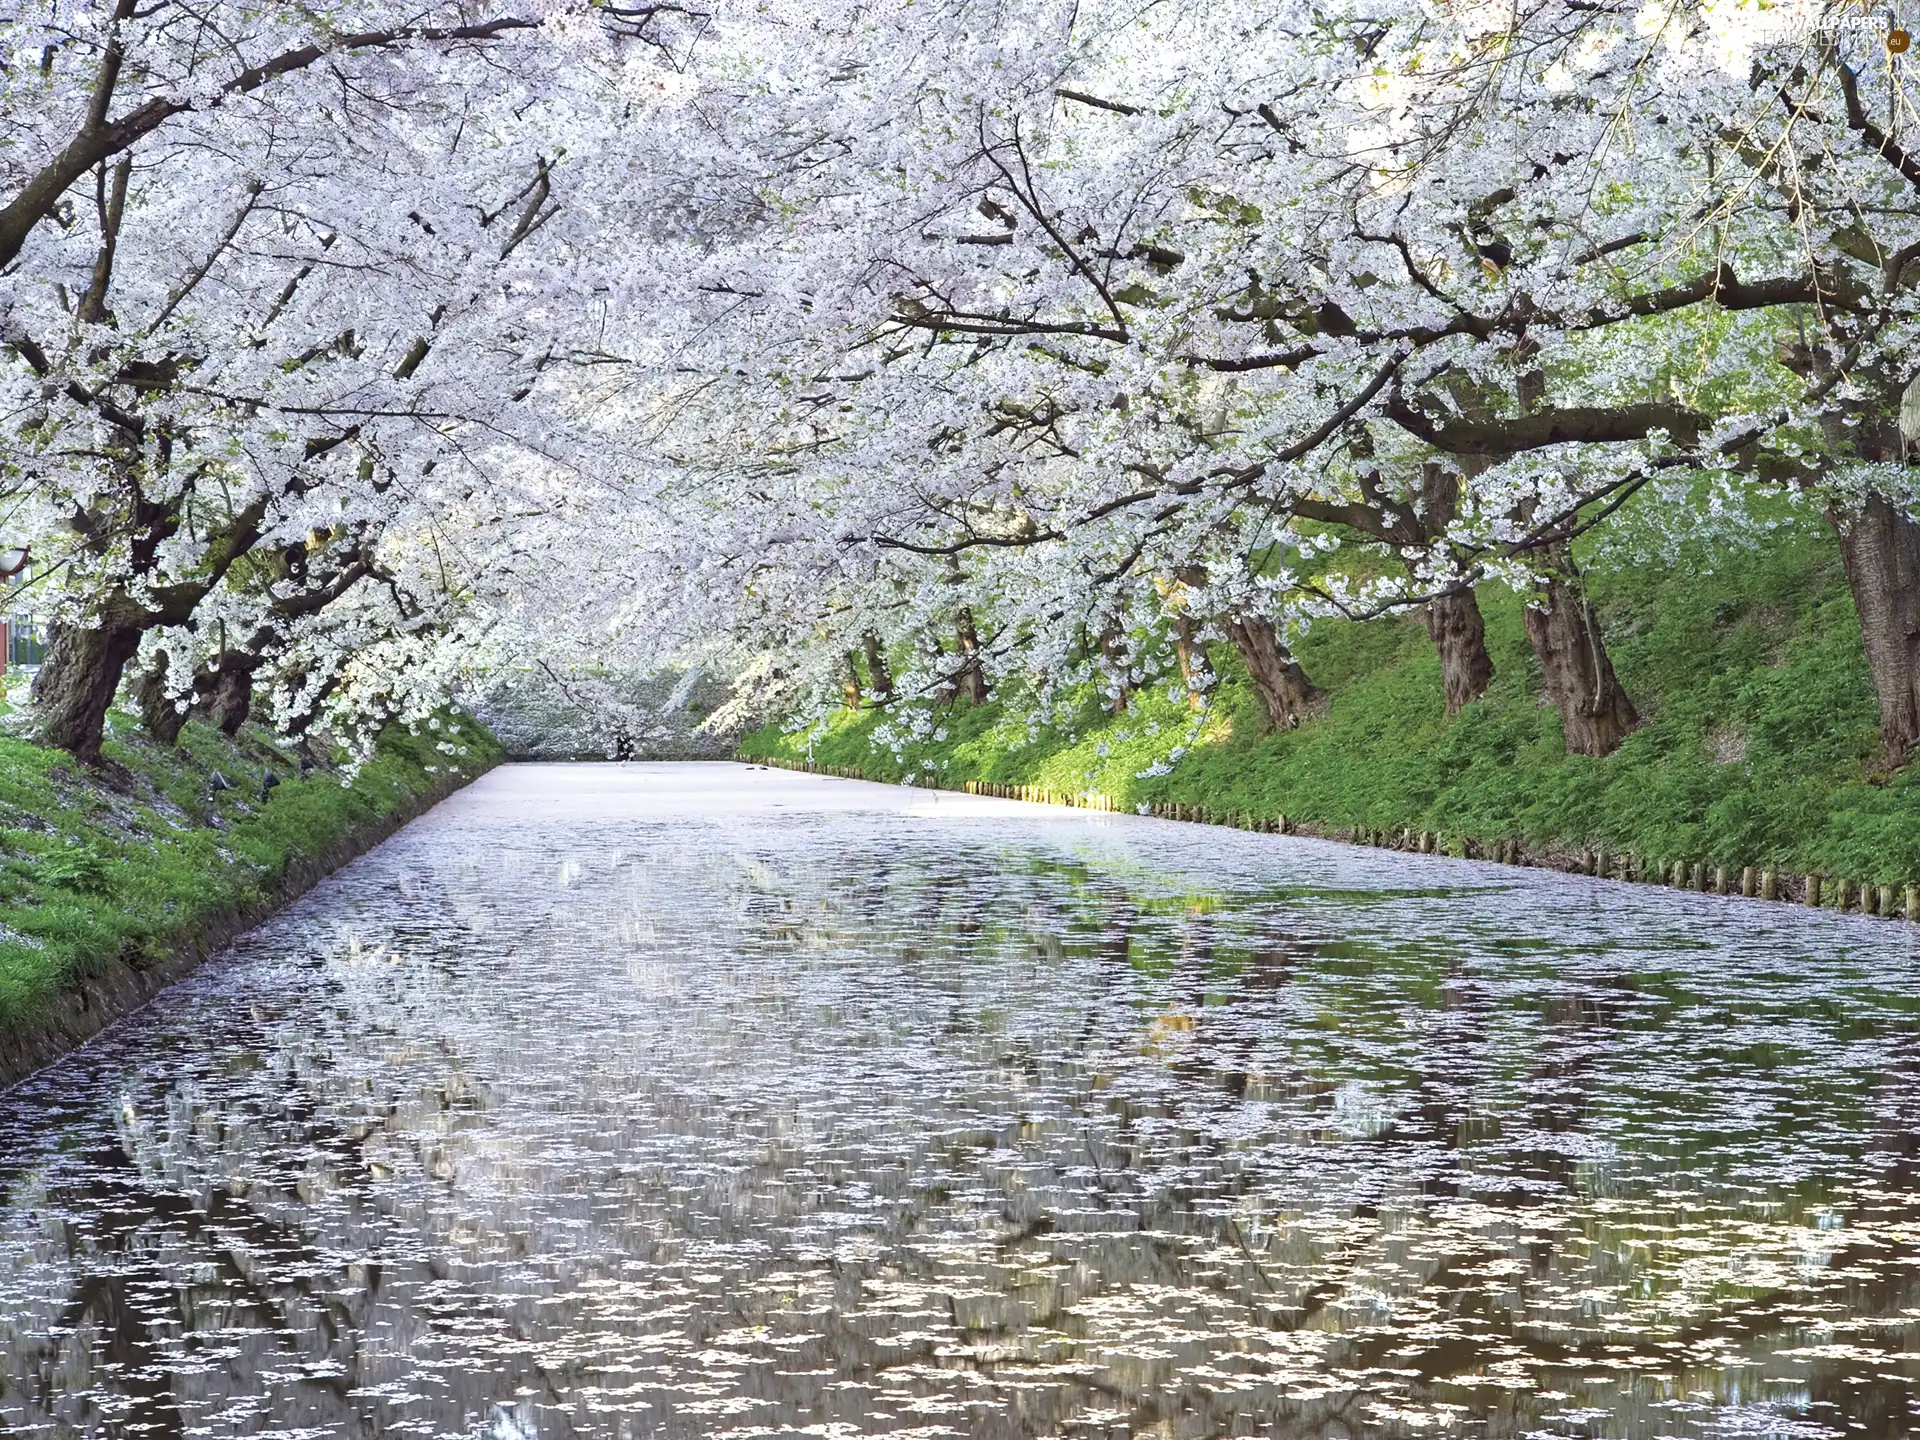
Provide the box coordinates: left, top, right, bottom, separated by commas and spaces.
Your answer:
4, 762, 1920, 1438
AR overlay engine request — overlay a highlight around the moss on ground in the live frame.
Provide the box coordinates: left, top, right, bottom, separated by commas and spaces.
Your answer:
743, 508, 1920, 885
0, 712, 501, 1043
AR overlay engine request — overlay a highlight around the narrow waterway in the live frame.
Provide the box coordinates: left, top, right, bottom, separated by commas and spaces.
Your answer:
5, 762, 1920, 1439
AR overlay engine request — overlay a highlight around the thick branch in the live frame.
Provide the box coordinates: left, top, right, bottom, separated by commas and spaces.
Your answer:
76, 155, 131, 326
1834, 59, 1920, 193
1384, 394, 1706, 455
0, 16, 538, 271
1055, 88, 1143, 116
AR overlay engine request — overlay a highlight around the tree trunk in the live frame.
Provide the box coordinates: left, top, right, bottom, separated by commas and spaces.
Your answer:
955, 609, 989, 705
1171, 615, 1211, 710
1829, 494, 1920, 771
1424, 588, 1494, 713
1523, 572, 1637, 757
862, 632, 893, 702
1225, 613, 1321, 733
209, 658, 259, 736
130, 653, 189, 745
29, 620, 143, 764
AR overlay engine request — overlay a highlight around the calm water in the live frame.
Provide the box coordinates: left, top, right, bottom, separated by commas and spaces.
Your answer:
5, 763, 1920, 1439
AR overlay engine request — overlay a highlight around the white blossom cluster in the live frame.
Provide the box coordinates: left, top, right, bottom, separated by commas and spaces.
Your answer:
4, 0, 1919, 758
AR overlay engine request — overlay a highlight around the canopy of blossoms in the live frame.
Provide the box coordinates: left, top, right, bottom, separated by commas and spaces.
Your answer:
6, 0, 1919, 766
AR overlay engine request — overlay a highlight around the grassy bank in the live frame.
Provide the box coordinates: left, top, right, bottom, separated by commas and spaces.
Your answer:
743, 508, 1920, 887
0, 712, 501, 1048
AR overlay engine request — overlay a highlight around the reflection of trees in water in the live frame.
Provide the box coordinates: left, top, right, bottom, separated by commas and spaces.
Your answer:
0, 1098, 559, 1437
8, 824, 1920, 1437
621, 839, 1920, 1437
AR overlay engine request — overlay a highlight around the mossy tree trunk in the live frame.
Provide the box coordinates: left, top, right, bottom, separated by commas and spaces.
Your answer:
1424, 588, 1494, 713
1829, 494, 1920, 771
1225, 613, 1320, 732
29, 488, 270, 762
29, 621, 144, 765
1523, 566, 1637, 757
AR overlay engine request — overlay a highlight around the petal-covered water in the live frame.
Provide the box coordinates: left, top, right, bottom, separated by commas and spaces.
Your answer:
5, 762, 1920, 1439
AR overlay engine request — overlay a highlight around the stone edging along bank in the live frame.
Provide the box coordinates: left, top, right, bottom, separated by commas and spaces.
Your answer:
0, 759, 497, 1094
748, 753, 1920, 927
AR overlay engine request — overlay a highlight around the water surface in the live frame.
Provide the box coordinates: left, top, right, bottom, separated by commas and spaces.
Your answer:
5, 762, 1920, 1439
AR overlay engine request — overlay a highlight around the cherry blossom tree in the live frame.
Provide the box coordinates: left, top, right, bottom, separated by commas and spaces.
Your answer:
7, 0, 1920, 772
619, 0, 1915, 762
0, 0, 699, 762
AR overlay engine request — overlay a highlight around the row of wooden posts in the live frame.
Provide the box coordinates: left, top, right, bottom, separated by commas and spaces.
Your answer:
749, 754, 1920, 923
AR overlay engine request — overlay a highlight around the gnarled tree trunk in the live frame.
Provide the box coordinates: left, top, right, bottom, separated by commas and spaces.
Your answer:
209, 656, 261, 736
29, 620, 143, 764
1829, 493, 1920, 771
1424, 588, 1494, 713
1523, 571, 1637, 757
1225, 613, 1321, 733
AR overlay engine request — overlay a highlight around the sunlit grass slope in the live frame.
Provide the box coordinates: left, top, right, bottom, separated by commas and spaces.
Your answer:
744, 509, 1920, 885
0, 712, 500, 1042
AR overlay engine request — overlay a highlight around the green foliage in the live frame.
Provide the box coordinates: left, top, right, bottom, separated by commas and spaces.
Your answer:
36, 845, 110, 894
0, 711, 501, 1044
744, 507, 1920, 885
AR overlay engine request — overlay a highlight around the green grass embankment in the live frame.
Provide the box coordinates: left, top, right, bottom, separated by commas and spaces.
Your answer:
0, 712, 501, 1054
744, 510, 1920, 887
